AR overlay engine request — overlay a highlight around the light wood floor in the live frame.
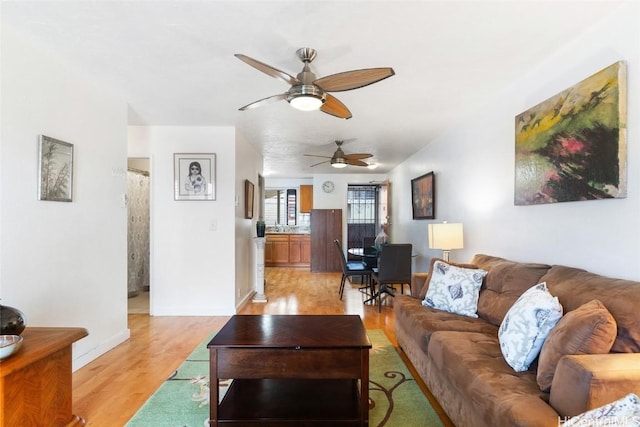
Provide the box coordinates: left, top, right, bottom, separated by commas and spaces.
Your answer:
72, 267, 453, 426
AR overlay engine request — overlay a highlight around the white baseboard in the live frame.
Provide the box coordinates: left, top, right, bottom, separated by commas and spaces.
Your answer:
72, 328, 131, 371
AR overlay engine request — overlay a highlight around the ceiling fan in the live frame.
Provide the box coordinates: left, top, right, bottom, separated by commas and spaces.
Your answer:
305, 140, 373, 169
235, 48, 395, 119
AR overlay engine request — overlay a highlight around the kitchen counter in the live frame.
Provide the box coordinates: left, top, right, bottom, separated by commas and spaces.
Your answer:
266, 231, 310, 235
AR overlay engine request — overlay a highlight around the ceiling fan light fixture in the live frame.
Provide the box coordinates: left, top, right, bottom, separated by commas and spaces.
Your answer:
287, 85, 325, 111
290, 95, 323, 111
331, 157, 348, 168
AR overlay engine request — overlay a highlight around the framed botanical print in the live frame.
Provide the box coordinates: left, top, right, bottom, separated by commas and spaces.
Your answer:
38, 135, 73, 202
245, 179, 254, 219
174, 153, 216, 201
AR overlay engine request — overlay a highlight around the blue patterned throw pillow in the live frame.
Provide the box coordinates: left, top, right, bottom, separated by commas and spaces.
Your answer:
498, 282, 563, 372
422, 261, 488, 318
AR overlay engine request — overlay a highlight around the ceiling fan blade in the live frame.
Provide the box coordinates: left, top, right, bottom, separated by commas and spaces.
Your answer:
235, 54, 300, 86
344, 153, 373, 160
304, 154, 332, 159
239, 93, 287, 111
320, 95, 352, 119
347, 159, 369, 167
314, 68, 395, 92
310, 160, 330, 167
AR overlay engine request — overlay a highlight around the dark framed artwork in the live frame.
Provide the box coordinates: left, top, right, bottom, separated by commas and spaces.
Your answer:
38, 135, 73, 202
174, 153, 216, 201
515, 61, 627, 205
245, 179, 254, 219
411, 171, 435, 220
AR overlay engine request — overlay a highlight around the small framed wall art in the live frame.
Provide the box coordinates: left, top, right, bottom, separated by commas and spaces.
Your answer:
245, 179, 255, 219
411, 171, 435, 219
174, 153, 216, 201
38, 135, 74, 202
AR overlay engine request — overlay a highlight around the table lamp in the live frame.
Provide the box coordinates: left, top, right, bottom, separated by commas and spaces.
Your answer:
428, 222, 464, 262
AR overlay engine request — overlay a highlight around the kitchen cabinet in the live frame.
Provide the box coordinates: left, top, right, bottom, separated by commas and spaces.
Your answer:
265, 234, 310, 267
300, 185, 313, 213
265, 235, 289, 265
289, 234, 311, 264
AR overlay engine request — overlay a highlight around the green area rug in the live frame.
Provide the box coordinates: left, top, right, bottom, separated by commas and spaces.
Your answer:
125, 329, 443, 427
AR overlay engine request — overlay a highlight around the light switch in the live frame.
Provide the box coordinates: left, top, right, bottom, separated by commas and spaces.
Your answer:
209, 220, 217, 231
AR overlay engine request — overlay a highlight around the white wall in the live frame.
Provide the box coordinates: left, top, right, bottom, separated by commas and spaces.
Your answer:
390, 2, 640, 281
266, 178, 313, 188
128, 126, 237, 315
1, 29, 130, 369
235, 130, 263, 307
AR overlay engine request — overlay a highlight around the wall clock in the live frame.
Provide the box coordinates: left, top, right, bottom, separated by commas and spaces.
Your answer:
322, 180, 335, 193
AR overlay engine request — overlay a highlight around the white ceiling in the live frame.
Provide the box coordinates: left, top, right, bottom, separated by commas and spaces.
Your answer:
2, 1, 621, 178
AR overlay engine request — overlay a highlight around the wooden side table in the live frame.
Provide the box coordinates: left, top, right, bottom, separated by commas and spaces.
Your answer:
0, 327, 88, 427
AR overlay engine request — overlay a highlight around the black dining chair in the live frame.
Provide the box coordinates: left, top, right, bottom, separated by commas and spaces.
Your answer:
367, 243, 412, 312
334, 239, 374, 300
362, 236, 377, 268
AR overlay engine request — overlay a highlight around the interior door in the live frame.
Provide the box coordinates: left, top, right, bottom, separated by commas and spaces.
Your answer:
310, 209, 343, 272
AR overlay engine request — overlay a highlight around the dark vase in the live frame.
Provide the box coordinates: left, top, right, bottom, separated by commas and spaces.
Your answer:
256, 222, 266, 237
0, 304, 27, 335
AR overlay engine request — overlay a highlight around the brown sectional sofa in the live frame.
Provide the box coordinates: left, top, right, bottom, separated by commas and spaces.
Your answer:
394, 254, 640, 427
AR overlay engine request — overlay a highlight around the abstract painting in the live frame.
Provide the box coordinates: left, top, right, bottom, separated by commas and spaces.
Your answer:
411, 171, 435, 219
515, 61, 627, 205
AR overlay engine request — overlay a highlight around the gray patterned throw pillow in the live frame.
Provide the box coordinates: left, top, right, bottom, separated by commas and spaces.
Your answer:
422, 260, 488, 318
498, 282, 563, 372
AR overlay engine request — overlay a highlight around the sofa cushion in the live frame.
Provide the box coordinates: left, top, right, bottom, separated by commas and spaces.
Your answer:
427, 331, 561, 426
549, 353, 640, 417
422, 260, 488, 318
537, 299, 617, 392
418, 257, 479, 300
542, 265, 640, 353
471, 254, 551, 326
499, 282, 563, 372
394, 294, 498, 354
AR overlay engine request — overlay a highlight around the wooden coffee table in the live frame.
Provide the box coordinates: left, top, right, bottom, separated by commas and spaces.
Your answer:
207, 314, 371, 426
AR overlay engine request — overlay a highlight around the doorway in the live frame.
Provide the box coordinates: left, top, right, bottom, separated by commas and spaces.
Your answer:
346, 185, 379, 260
127, 158, 150, 314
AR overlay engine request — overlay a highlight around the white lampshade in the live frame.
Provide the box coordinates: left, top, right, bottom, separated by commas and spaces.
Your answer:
428, 223, 463, 261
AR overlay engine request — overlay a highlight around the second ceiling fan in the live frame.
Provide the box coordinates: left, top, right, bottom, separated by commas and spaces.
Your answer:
305, 140, 372, 169
235, 48, 395, 119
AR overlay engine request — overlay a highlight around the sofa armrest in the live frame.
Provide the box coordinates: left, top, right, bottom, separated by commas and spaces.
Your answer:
410, 273, 430, 298
549, 353, 640, 418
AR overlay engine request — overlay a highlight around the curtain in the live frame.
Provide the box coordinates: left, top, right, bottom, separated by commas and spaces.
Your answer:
127, 170, 150, 296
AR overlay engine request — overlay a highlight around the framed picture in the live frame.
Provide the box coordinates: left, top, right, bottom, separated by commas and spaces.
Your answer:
411, 171, 435, 220
515, 61, 627, 205
174, 153, 216, 201
245, 179, 254, 219
38, 135, 73, 202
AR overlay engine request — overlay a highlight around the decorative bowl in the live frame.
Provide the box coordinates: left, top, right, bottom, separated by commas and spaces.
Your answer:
0, 335, 23, 360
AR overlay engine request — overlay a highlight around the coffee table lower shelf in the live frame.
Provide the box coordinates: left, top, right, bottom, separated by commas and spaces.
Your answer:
217, 378, 365, 426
